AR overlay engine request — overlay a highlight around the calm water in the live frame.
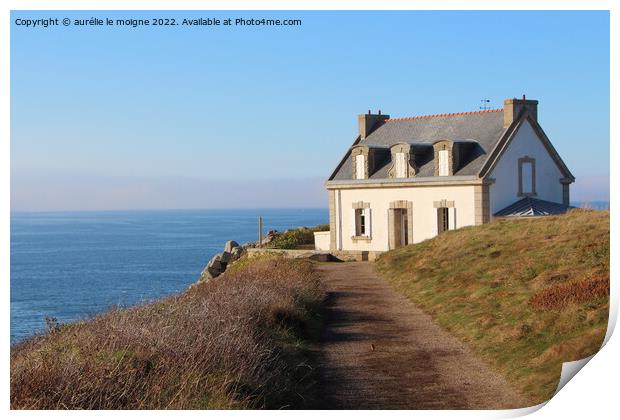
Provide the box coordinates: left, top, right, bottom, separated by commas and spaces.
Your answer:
10, 209, 328, 343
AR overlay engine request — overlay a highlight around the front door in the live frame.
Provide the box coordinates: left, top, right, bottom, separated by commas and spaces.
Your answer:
391, 208, 408, 249
389, 204, 412, 250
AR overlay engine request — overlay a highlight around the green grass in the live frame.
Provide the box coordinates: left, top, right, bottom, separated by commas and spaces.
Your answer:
375, 209, 609, 405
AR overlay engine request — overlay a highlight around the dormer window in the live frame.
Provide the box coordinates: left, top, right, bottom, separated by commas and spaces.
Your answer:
351, 145, 370, 180
433, 140, 455, 177
388, 143, 415, 179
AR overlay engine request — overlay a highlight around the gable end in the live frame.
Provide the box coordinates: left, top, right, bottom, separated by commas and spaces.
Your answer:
478, 115, 574, 183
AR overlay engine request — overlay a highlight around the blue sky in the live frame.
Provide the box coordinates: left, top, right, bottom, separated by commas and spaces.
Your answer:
11, 10, 609, 211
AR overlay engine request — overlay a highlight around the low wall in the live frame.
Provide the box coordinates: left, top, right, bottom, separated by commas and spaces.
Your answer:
246, 247, 382, 262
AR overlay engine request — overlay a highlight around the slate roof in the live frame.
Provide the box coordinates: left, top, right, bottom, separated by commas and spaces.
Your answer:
494, 197, 572, 217
330, 109, 507, 181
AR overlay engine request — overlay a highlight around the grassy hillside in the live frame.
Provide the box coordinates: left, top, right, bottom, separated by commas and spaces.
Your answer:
376, 209, 609, 405
11, 256, 324, 409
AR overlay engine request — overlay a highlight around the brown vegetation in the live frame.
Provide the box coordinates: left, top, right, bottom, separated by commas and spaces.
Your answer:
531, 277, 609, 310
376, 209, 609, 404
11, 256, 324, 409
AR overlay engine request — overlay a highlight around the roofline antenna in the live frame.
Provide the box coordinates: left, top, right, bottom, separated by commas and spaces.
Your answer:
479, 99, 491, 110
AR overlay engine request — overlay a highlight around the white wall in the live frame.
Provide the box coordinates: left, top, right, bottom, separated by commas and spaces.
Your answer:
333, 185, 476, 251
489, 120, 564, 214
313, 231, 331, 251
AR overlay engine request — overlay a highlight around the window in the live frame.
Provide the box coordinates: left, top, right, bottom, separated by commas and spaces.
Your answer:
436, 206, 456, 234
354, 207, 371, 237
355, 154, 365, 179
438, 150, 449, 176
522, 162, 533, 193
355, 209, 365, 236
438, 208, 449, 233
518, 157, 536, 196
395, 152, 406, 178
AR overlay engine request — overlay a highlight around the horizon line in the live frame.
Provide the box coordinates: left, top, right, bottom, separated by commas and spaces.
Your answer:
10, 206, 331, 214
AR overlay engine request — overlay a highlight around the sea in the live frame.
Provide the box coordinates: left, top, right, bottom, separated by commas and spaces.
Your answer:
10, 209, 328, 344
9, 202, 608, 344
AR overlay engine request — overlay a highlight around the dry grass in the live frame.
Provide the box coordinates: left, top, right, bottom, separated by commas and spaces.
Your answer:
531, 277, 609, 310
11, 256, 325, 409
376, 209, 609, 404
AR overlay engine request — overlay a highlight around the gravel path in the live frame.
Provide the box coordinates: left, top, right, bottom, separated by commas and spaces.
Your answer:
315, 261, 528, 410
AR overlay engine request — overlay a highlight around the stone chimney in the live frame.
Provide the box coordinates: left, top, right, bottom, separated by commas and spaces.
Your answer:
358, 110, 389, 139
503, 95, 538, 127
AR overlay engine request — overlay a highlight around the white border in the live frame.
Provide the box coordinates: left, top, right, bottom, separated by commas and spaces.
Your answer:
2, 2, 616, 419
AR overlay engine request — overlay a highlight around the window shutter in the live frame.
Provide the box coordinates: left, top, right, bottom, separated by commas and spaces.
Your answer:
351, 209, 358, 237
364, 208, 372, 237
438, 150, 448, 176
449, 207, 457, 230
395, 152, 406, 178
355, 155, 365, 179
431, 209, 439, 236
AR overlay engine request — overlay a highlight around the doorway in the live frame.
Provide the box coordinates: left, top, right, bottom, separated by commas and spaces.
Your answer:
389, 207, 410, 249
396, 208, 408, 247
389, 201, 413, 250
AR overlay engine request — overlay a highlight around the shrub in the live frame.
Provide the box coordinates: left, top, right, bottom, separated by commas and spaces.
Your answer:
268, 224, 329, 249
11, 257, 324, 409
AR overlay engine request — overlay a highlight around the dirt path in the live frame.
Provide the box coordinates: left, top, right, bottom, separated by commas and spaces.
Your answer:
315, 262, 528, 410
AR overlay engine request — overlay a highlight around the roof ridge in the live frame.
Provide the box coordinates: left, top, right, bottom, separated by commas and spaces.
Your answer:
386, 108, 503, 122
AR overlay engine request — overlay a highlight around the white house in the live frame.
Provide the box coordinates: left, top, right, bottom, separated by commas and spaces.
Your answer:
314, 97, 574, 253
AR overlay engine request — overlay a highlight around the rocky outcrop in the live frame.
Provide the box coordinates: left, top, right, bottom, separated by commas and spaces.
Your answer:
224, 240, 239, 253
231, 246, 243, 260
198, 241, 246, 282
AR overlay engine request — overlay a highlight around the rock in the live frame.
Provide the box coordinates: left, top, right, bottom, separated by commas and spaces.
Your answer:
195, 240, 245, 283
200, 269, 214, 281
220, 251, 232, 264
208, 267, 222, 277
231, 246, 243, 260
208, 254, 224, 271
224, 240, 239, 253
198, 265, 216, 282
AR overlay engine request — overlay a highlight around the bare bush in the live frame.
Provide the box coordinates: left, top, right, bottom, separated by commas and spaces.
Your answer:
11, 257, 324, 409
